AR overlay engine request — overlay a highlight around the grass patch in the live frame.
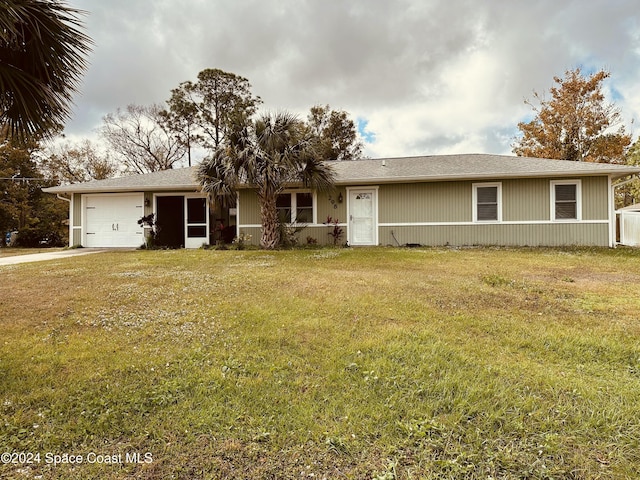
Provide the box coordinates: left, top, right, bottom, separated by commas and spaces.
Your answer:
1, 247, 640, 478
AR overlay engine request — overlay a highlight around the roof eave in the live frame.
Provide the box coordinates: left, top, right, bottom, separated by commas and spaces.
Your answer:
43, 184, 202, 194
334, 169, 640, 185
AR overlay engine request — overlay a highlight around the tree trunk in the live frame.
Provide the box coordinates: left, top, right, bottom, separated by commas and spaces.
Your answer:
260, 195, 280, 249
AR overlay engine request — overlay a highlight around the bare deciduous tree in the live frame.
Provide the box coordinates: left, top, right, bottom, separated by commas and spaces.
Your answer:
41, 139, 119, 184
101, 104, 187, 174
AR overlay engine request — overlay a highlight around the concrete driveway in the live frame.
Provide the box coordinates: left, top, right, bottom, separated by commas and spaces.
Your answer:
0, 248, 108, 266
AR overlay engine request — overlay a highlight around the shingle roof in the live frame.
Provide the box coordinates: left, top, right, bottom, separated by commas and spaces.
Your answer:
43, 166, 200, 194
43, 154, 640, 194
328, 154, 640, 184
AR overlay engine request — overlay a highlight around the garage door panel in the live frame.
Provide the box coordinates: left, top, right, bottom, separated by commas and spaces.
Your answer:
84, 194, 144, 247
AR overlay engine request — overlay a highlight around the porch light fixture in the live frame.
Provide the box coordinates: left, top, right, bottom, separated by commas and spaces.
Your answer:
338, 192, 343, 203
144, 198, 150, 207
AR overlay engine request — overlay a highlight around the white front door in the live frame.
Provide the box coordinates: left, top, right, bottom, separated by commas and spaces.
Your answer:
84, 194, 144, 247
348, 188, 377, 246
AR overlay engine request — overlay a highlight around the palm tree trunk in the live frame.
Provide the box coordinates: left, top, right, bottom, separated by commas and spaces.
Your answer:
260, 195, 280, 249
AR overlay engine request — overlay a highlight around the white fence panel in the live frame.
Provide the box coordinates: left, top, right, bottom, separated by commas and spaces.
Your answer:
620, 211, 640, 246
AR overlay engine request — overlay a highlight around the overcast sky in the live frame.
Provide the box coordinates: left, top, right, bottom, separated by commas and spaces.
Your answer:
64, 0, 640, 162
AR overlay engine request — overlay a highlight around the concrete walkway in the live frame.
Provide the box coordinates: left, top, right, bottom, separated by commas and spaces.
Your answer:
0, 248, 108, 266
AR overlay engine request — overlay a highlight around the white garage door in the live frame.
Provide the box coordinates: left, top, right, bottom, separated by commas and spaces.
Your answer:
84, 194, 144, 247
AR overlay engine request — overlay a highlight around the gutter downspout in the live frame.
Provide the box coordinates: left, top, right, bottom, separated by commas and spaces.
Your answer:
236, 191, 240, 244
608, 176, 615, 247
55, 194, 73, 247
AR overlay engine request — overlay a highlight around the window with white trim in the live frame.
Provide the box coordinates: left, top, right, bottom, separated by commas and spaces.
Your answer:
473, 183, 502, 222
276, 191, 314, 224
551, 180, 581, 221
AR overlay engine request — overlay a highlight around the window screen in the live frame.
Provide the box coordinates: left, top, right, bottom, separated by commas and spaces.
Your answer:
187, 198, 206, 223
476, 186, 498, 221
555, 184, 577, 219
187, 226, 207, 238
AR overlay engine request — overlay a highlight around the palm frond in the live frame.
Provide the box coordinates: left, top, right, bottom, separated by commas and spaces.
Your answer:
197, 149, 239, 198
299, 155, 336, 192
197, 110, 337, 248
0, 0, 92, 140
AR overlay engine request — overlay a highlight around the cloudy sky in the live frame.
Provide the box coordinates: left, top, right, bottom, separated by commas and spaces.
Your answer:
64, 0, 640, 162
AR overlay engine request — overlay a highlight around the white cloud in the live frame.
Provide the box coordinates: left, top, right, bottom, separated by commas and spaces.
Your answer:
64, 0, 640, 157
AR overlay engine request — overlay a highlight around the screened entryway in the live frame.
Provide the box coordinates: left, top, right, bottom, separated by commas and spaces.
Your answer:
154, 194, 210, 248
186, 197, 208, 248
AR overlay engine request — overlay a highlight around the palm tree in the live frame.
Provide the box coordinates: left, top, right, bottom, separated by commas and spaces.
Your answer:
0, 0, 92, 140
198, 111, 335, 249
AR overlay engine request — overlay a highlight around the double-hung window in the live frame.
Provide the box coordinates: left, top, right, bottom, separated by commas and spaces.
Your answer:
276, 191, 314, 224
473, 183, 502, 222
551, 180, 581, 221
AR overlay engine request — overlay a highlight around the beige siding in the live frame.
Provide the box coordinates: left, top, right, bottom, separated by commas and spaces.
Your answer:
237, 176, 613, 248
238, 188, 348, 246
503, 179, 549, 221
581, 176, 609, 220
317, 188, 347, 224
238, 190, 261, 225
377, 177, 610, 224
71, 194, 82, 246
379, 182, 470, 223
72, 193, 82, 227
238, 197, 346, 247
72, 228, 82, 246
239, 188, 348, 225
380, 223, 609, 247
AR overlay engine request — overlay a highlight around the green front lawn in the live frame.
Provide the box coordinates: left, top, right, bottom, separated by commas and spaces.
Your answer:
1, 247, 639, 479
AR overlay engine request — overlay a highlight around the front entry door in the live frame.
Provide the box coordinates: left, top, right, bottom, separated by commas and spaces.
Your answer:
348, 189, 377, 246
